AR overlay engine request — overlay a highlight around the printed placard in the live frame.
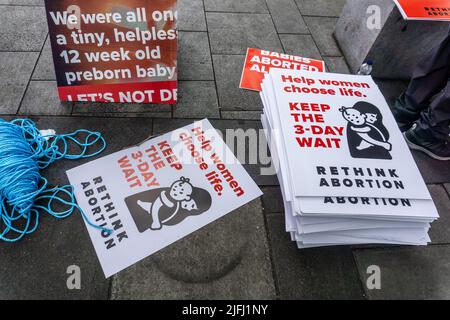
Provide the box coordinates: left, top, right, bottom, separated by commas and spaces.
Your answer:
265, 69, 431, 200
261, 112, 437, 220
239, 48, 325, 91
66, 119, 262, 277
394, 0, 450, 21
44, 0, 178, 104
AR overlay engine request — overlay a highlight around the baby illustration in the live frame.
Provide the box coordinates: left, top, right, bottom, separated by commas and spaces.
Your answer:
137, 177, 197, 230
340, 102, 392, 160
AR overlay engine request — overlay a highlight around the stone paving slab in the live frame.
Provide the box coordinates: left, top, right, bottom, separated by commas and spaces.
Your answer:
295, 0, 347, 17
32, 36, 56, 81
173, 81, 220, 119
72, 102, 171, 119
207, 13, 283, 55
0, 51, 39, 114
0, 0, 43, 4
0, 5, 47, 51
213, 55, 263, 111
72, 110, 172, 119
266, 214, 365, 299
221, 111, 263, 120
412, 152, 450, 185
261, 187, 284, 214
265, 0, 309, 34
150, 118, 192, 134
178, 0, 207, 31
354, 245, 450, 300
304, 16, 341, 56
428, 185, 450, 245
111, 199, 276, 299
204, 0, 269, 13
178, 32, 214, 81
279, 34, 323, 60
19, 81, 72, 116
323, 57, 350, 74
0, 205, 110, 300
209, 119, 277, 186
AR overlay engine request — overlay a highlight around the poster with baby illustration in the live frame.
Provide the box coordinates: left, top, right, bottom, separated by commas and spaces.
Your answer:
66, 119, 262, 278
339, 102, 392, 160
264, 68, 431, 201
126, 177, 213, 232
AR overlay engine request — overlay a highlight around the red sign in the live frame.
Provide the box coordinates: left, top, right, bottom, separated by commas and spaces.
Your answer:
394, 0, 450, 21
239, 48, 325, 92
44, 0, 178, 104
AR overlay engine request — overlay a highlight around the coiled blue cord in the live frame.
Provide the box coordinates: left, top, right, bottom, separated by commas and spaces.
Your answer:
0, 118, 112, 242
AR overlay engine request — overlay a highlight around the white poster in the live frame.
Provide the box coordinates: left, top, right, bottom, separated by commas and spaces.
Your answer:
267, 69, 431, 200
261, 112, 437, 221
67, 119, 262, 278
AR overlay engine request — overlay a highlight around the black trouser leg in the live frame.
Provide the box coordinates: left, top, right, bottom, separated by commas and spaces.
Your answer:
416, 79, 450, 142
394, 32, 450, 123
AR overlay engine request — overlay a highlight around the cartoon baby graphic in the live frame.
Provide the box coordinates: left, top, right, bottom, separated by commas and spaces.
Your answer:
137, 177, 197, 230
340, 101, 392, 160
125, 177, 212, 233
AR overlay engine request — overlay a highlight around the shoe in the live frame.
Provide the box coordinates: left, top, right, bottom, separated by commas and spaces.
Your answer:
404, 124, 450, 161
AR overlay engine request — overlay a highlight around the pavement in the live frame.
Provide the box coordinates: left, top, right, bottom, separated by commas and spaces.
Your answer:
1, 0, 450, 300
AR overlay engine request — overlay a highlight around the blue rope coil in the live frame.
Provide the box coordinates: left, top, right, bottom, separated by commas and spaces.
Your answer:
0, 118, 112, 242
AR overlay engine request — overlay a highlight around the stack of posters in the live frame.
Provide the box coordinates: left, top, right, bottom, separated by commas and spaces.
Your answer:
260, 68, 439, 248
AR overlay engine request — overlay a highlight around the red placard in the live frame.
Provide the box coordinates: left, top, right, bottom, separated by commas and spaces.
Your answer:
239, 48, 325, 92
44, 0, 178, 104
394, 0, 450, 21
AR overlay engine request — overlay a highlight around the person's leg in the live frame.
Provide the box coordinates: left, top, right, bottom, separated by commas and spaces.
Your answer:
417, 79, 450, 141
394, 31, 450, 127
404, 80, 450, 160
